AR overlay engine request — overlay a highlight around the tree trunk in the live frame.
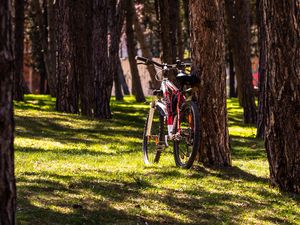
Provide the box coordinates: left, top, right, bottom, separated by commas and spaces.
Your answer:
0, 0, 16, 223
133, 11, 160, 90
262, 0, 300, 193
118, 58, 130, 95
126, 0, 146, 103
225, 0, 257, 124
93, 0, 112, 119
256, 0, 265, 138
46, 0, 57, 97
168, 0, 179, 62
190, 0, 231, 167
14, 0, 25, 101
177, 1, 184, 61
109, 0, 124, 101
39, 62, 46, 94
228, 45, 237, 98
158, 0, 172, 64
182, 0, 190, 49
55, 0, 79, 113
72, 0, 94, 117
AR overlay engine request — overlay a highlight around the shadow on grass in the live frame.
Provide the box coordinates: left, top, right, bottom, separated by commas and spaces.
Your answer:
193, 165, 268, 184
15, 96, 300, 224
17, 168, 298, 225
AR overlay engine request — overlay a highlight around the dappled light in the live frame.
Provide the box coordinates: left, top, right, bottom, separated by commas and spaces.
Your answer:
14, 95, 300, 224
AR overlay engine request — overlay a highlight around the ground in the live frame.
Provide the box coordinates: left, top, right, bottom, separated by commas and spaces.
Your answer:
14, 95, 300, 225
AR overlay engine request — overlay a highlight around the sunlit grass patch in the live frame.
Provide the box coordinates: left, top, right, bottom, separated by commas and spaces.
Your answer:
15, 95, 300, 225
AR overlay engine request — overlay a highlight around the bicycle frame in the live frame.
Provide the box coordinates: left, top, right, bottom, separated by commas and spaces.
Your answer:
160, 78, 186, 139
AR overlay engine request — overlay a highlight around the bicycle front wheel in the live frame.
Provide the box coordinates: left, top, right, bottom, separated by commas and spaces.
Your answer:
143, 108, 165, 164
173, 101, 200, 169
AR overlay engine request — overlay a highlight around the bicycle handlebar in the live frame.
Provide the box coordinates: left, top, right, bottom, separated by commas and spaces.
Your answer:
135, 56, 191, 70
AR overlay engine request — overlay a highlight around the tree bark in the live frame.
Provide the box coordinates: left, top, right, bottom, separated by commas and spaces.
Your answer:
118, 58, 130, 95
168, 0, 179, 62
262, 0, 300, 193
158, 0, 172, 64
133, 11, 160, 90
190, 0, 231, 167
14, 0, 25, 101
177, 1, 184, 61
182, 0, 190, 49
126, 0, 146, 103
46, 0, 57, 97
225, 0, 257, 124
0, 0, 16, 223
256, 0, 266, 138
228, 45, 237, 98
72, 0, 94, 117
109, 0, 124, 101
55, 0, 79, 113
93, 0, 112, 119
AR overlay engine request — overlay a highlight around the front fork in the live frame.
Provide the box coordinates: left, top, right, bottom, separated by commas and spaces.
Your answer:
146, 101, 155, 137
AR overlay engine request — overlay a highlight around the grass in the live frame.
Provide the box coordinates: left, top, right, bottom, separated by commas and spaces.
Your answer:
14, 95, 300, 225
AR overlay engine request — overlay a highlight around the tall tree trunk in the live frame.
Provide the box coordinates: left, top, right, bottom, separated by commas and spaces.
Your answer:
262, 0, 300, 193
55, 0, 79, 113
177, 1, 184, 61
133, 11, 160, 90
109, 0, 124, 101
0, 0, 16, 223
225, 0, 257, 124
182, 0, 190, 49
118, 58, 130, 95
14, 0, 25, 101
72, 0, 94, 117
168, 0, 179, 62
256, 0, 265, 138
190, 0, 231, 167
46, 0, 57, 97
228, 45, 237, 98
93, 0, 112, 119
39, 62, 46, 94
158, 0, 172, 64
31, 0, 53, 95
126, 0, 145, 103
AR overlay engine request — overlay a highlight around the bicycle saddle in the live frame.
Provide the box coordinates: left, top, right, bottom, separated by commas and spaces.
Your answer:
176, 71, 198, 86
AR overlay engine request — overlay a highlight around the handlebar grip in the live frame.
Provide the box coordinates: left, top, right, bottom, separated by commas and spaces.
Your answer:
135, 56, 149, 62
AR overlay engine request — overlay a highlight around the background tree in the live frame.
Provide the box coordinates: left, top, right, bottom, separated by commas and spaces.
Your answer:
256, 0, 266, 138
109, 0, 125, 101
190, 0, 231, 167
55, 0, 79, 113
46, 0, 57, 97
72, 0, 94, 117
157, 0, 172, 63
126, 0, 146, 102
262, 0, 300, 193
133, 8, 160, 90
29, 0, 49, 94
225, 0, 257, 124
0, 0, 17, 223
93, 0, 112, 119
14, 0, 25, 101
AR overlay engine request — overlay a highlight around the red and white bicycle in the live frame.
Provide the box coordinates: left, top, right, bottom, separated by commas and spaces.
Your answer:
136, 56, 200, 169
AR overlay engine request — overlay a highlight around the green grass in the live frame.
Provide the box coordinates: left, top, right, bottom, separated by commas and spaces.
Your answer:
14, 95, 300, 225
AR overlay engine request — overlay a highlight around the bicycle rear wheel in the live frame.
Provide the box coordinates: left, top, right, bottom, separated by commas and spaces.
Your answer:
143, 108, 165, 164
173, 101, 200, 169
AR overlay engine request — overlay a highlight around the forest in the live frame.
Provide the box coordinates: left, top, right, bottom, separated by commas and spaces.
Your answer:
0, 0, 299, 224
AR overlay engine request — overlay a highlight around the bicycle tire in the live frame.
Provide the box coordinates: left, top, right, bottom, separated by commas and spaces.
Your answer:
143, 108, 165, 164
173, 101, 200, 169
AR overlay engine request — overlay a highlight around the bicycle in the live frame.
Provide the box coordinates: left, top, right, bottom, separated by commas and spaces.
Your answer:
136, 56, 200, 169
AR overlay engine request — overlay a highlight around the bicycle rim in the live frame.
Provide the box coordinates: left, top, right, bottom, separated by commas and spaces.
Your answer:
173, 101, 200, 168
